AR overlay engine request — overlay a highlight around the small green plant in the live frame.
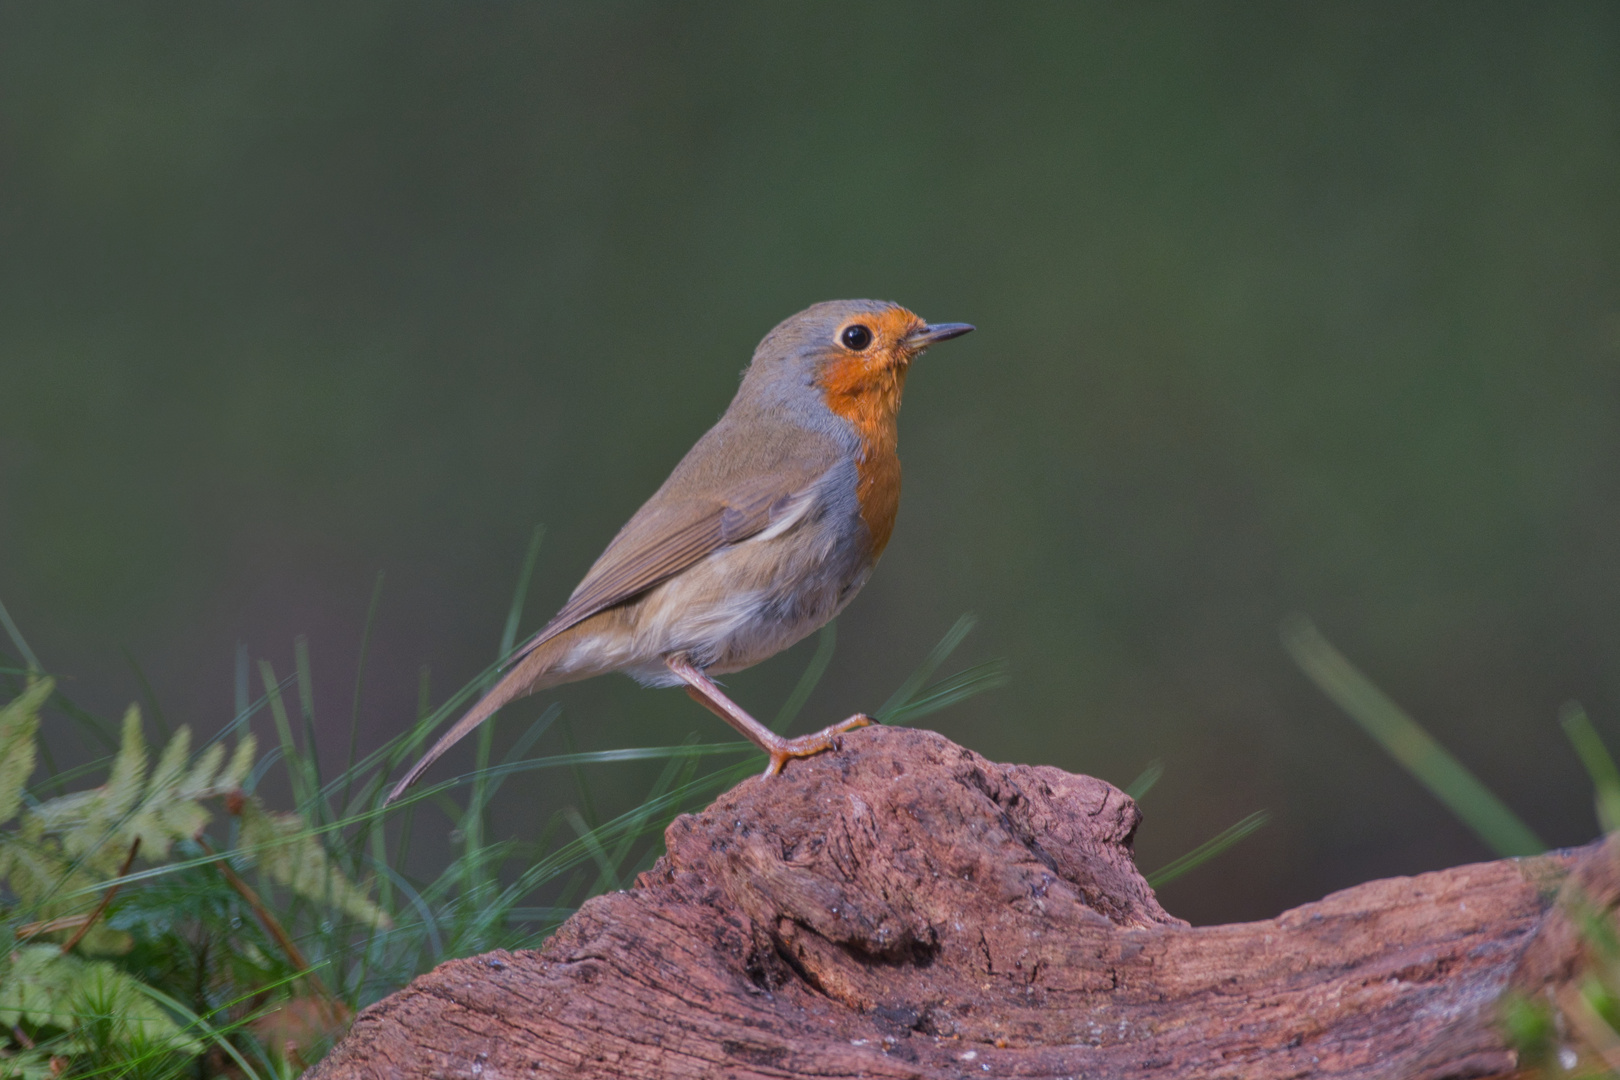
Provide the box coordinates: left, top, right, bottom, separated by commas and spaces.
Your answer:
0, 523, 1270, 1079
0, 532, 1018, 1078
0, 673, 392, 1078
1285, 616, 1620, 1078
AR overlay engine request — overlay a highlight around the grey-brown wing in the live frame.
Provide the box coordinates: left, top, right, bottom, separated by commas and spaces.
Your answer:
383, 477, 811, 805
505, 468, 818, 666
384, 420, 848, 804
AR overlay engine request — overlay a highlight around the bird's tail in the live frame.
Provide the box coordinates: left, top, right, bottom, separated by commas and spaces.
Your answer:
384, 636, 576, 805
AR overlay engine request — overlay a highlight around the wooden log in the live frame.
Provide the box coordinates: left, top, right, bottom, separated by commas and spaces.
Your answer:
310, 725, 1608, 1079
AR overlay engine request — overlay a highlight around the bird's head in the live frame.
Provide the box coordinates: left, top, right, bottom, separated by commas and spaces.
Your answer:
742, 299, 973, 428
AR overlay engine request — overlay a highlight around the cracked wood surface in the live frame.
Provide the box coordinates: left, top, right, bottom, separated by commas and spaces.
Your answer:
310, 725, 1610, 1079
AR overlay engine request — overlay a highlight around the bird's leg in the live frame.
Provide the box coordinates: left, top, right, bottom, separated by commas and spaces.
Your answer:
664, 655, 876, 777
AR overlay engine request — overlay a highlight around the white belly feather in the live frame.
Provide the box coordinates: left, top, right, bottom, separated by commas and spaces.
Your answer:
550, 491, 871, 687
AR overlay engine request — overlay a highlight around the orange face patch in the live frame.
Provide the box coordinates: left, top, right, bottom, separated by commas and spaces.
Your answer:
816, 306, 926, 559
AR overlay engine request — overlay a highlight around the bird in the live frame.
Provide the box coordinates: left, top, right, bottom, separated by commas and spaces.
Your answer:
386, 299, 973, 803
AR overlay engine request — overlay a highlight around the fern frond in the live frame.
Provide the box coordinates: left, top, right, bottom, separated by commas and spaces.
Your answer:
0, 1044, 56, 1080
120, 726, 204, 864
2, 832, 97, 914
221, 734, 256, 792
101, 705, 149, 826
0, 944, 202, 1056
0, 679, 49, 826
31, 712, 255, 875
237, 798, 391, 929
0, 832, 131, 954
178, 742, 224, 801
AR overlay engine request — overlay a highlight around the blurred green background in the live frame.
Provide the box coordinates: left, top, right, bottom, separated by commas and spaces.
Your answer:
3, 2, 1618, 925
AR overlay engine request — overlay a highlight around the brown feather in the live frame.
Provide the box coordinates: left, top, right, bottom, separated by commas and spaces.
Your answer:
384, 298, 969, 803
508, 470, 822, 666
385, 450, 839, 804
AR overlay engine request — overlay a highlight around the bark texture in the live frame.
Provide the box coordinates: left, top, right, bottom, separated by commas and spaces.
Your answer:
311, 725, 1610, 1079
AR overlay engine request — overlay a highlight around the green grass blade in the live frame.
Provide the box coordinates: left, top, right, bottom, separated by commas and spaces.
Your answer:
125, 979, 265, 1080
294, 636, 325, 811
464, 711, 500, 897
1283, 615, 1544, 858
878, 614, 977, 719
658, 736, 709, 829
559, 716, 599, 829
878, 658, 1008, 726
259, 660, 307, 808
1125, 760, 1163, 801
389, 665, 434, 877
466, 526, 547, 894
563, 806, 622, 893
343, 570, 387, 804
54, 744, 756, 903
1561, 702, 1620, 835
480, 703, 562, 805
773, 622, 837, 734
368, 858, 444, 960
1147, 810, 1270, 888
498, 764, 750, 908
44, 686, 119, 751
0, 596, 43, 673
498, 525, 546, 663
374, 657, 499, 780
597, 735, 700, 890
121, 648, 171, 739
236, 642, 251, 719
502, 907, 576, 924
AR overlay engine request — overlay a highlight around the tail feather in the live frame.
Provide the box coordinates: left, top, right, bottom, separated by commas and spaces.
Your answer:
384, 638, 573, 805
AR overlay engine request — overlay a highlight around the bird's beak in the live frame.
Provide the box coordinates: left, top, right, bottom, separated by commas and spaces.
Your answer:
905, 322, 975, 350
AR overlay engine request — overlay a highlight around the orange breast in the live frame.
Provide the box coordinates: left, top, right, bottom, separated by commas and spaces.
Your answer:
818, 357, 907, 559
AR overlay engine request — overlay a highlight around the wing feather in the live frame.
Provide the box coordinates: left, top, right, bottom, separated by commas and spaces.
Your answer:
383, 418, 848, 804
507, 471, 813, 666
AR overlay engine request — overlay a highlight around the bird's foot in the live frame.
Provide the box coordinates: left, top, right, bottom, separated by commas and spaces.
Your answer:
762, 713, 878, 777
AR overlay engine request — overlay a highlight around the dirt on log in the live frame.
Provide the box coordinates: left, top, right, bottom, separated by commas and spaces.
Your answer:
310, 725, 1614, 1079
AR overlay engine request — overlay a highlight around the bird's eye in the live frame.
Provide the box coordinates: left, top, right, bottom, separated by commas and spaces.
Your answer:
840, 324, 874, 351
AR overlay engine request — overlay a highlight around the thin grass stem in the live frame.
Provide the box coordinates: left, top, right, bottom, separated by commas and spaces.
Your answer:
1282, 615, 1544, 858
1147, 810, 1270, 888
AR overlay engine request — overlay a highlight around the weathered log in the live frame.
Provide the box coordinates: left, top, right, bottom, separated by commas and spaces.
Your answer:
310, 725, 1610, 1079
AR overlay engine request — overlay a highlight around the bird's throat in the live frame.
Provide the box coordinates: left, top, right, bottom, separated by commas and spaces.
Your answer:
819, 361, 907, 559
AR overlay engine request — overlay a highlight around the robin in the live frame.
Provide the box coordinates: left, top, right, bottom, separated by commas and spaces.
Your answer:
386, 300, 973, 802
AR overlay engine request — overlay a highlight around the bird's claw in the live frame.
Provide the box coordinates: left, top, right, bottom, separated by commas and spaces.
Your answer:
760, 713, 878, 777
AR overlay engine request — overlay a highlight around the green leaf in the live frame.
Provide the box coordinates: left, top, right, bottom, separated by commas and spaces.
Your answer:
0, 944, 201, 1057
0, 830, 100, 930
178, 742, 225, 799
33, 705, 151, 872
220, 733, 257, 793
0, 678, 50, 825
0, 1044, 57, 1080
122, 726, 202, 862
102, 706, 150, 825
236, 797, 391, 929
0, 596, 43, 674
33, 713, 253, 875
